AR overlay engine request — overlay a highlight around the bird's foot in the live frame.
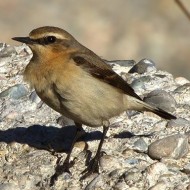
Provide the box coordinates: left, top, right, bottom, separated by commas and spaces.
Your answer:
50, 156, 75, 186
80, 151, 105, 180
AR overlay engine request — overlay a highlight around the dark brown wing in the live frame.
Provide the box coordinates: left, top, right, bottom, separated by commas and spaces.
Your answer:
72, 53, 142, 100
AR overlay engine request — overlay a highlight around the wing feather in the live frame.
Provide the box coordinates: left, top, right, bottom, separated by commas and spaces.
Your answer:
72, 53, 141, 100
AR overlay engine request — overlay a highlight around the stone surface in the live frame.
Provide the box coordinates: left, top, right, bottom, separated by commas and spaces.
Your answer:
143, 89, 176, 112
133, 138, 148, 153
128, 58, 156, 74
148, 134, 189, 160
0, 84, 29, 99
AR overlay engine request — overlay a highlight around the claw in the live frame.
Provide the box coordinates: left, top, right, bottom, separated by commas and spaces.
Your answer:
80, 150, 105, 180
50, 158, 75, 186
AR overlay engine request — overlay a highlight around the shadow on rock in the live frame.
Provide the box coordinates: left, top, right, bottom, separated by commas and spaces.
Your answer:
0, 125, 139, 152
0, 125, 103, 152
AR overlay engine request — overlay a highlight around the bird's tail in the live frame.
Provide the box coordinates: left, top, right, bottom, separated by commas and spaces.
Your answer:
143, 103, 176, 119
126, 96, 176, 120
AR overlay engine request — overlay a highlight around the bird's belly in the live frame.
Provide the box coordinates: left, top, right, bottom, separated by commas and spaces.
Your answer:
59, 75, 125, 127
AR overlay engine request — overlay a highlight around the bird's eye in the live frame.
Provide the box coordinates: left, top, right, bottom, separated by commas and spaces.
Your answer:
45, 36, 56, 44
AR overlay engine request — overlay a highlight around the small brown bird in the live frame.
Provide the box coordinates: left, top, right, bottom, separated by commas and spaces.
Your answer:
12, 26, 176, 180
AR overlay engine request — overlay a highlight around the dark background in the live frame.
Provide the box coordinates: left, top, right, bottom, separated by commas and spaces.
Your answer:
1, 0, 190, 79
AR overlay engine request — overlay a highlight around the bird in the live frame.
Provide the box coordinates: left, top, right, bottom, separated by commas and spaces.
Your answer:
12, 26, 176, 181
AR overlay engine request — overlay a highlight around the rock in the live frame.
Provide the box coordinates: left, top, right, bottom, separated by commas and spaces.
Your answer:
182, 163, 190, 174
124, 170, 142, 183
146, 162, 168, 187
0, 183, 19, 190
0, 42, 6, 51
149, 181, 168, 190
0, 84, 28, 99
56, 115, 75, 126
148, 134, 189, 160
84, 175, 103, 190
143, 89, 176, 112
130, 76, 152, 92
100, 155, 121, 171
167, 118, 190, 128
175, 77, 190, 86
173, 83, 190, 105
106, 60, 135, 67
113, 180, 127, 190
128, 58, 156, 74
133, 138, 148, 153
0, 45, 16, 57
29, 91, 41, 104
187, 184, 190, 190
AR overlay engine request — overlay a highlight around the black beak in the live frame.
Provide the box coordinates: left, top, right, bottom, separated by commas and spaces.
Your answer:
12, 37, 34, 44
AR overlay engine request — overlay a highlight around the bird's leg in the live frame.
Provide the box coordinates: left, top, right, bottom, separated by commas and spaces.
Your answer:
50, 122, 83, 186
62, 122, 84, 170
80, 121, 109, 180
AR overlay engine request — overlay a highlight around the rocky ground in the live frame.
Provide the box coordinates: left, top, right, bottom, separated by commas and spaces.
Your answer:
0, 43, 190, 190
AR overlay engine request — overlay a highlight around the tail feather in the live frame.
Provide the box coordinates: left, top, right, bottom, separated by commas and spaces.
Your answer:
150, 107, 176, 120
134, 98, 176, 120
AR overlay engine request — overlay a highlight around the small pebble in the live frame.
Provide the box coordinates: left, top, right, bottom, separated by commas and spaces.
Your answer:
133, 138, 148, 153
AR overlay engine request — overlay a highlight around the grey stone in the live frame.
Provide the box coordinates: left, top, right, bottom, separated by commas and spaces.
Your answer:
173, 83, 190, 105
174, 83, 190, 93
125, 158, 139, 165
128, 58, 156, 74
130, 76, 152, 91
0, 84, 28, 99
133, 138, 148, 152
143, 89, 176, 112
167, 118, 190, 128
0, 45, 16, 57
29, 91, 40, 103
148, 134, 189, 159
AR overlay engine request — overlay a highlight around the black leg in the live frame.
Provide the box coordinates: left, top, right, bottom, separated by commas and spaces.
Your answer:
80, 123, 109, 180
61, 122, 84, 171
50, 122, 83, 186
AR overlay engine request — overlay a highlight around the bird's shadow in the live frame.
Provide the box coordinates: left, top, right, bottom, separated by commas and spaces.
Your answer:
0, 124, 143, 152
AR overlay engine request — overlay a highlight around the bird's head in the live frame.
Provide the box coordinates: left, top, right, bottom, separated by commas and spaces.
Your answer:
12, 26, 79, 60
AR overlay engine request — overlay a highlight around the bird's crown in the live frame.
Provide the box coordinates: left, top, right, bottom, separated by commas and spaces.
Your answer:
29, 26, 74, 42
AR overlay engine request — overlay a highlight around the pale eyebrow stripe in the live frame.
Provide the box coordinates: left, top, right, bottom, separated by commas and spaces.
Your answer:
30, 33, 66, 40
